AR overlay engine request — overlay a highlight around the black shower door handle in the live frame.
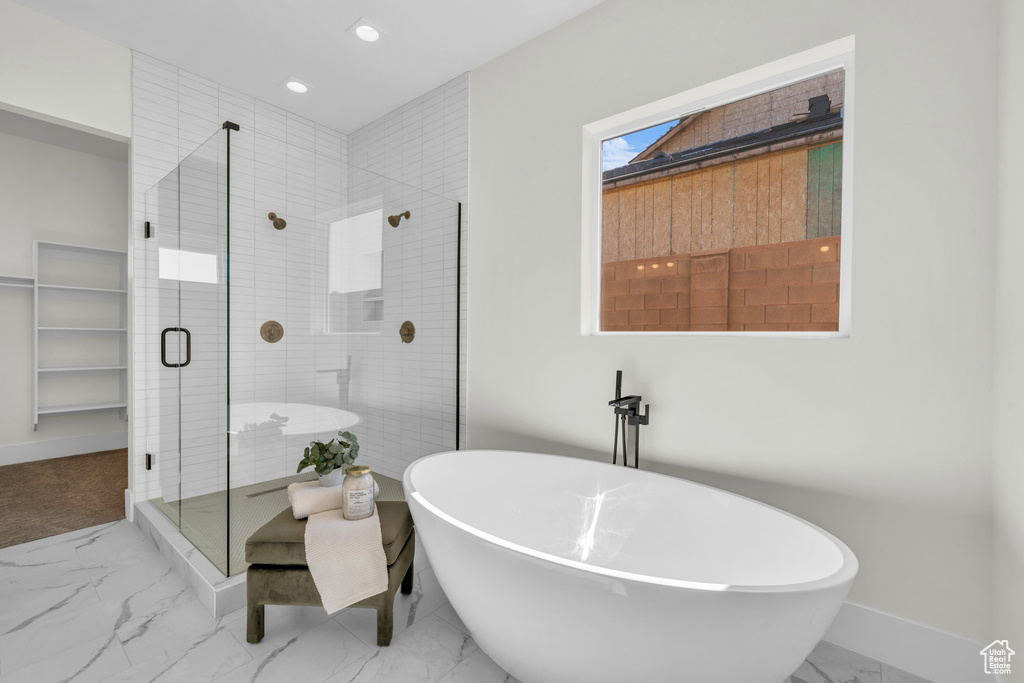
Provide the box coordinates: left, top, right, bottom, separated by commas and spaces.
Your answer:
160, 327, 192, 368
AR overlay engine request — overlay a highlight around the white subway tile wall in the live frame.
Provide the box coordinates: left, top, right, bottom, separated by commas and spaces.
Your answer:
347, 73, 470, 454
131, 51, 469, 514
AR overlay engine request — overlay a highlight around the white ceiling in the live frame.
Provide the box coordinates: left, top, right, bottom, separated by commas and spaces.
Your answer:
13, 0, 604, 133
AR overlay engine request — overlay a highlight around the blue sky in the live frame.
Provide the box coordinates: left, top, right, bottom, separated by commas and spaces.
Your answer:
602, 120, 679, 171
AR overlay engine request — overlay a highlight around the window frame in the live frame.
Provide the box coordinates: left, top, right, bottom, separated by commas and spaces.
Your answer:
580, 35, 855, 337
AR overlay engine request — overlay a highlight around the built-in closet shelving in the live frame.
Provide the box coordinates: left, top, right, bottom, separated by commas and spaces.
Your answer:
32, 241, 129, 430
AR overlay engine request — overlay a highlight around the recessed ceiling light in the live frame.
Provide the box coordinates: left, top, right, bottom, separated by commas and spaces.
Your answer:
355, 24, 380, 42
348, 17, 384, 42
286, 80, 308, 94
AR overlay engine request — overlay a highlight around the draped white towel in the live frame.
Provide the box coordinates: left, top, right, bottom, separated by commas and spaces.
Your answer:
304, 505, 388, 614
288, 479, 379, 520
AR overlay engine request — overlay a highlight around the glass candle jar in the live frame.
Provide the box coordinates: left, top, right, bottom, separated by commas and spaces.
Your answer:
342, 465, 375, 521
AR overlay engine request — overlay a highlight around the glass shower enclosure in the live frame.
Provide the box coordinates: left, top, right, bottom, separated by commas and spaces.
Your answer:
142, 122, 460, 576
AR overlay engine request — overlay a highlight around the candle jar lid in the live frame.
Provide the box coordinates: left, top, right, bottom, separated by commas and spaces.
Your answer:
346, 465, 371, 476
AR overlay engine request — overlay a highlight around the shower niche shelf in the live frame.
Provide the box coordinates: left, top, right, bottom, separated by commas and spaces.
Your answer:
32, 241, 129, 430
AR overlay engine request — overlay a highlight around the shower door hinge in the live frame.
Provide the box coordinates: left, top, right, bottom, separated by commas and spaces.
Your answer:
144, 222, 152, 239
145, 453, 153, 470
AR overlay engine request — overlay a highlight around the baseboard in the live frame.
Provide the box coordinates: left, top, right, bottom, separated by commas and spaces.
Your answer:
124, 489, 134, 522
0, 431, 128, 466
825, 601, 991, 683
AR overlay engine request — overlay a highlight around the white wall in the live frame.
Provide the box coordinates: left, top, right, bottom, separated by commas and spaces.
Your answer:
0, 129, 129, 459
0, 0, 129, 140
468, 0, 997, 644
993, 0, 1024, 677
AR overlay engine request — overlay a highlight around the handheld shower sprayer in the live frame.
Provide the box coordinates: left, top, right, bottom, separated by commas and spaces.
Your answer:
608, 370, 650, 468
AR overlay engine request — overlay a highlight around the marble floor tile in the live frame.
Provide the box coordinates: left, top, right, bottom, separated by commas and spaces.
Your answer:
431, 602, 469, 636
333, 566, 447, 649
92, 554, 190, 605
224, 604, 334, 658
882, 663, 935, 683
791, 640, 883, 683
323, 615, 478, 683
106, 625, 252, 683
214, 618, 371, 683
0, 542, 98, 593
1, 555, 204, 674
0, 633, 130, 683
74, 521, 159, 568
1, 518, 922, 683
0, 534, 78, 566
0, 579, 99, 639
116, 597, 220, 665
435, 648, 521, 683
0, 594, 128, 674
0, 522, 117, 561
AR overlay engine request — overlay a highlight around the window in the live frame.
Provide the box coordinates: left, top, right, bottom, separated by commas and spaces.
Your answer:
581, 37, 854, 336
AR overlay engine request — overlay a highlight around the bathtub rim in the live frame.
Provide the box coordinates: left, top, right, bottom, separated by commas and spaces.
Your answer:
404, 449, 859, 595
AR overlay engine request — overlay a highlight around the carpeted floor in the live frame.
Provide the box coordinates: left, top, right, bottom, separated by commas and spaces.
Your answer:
0, 448, 128, 549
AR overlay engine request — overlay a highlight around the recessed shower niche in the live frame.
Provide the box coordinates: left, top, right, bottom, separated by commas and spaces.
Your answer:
139, 122, 461, 576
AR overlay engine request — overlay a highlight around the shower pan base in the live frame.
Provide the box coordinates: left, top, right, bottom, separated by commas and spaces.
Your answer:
133, 471, 406, 617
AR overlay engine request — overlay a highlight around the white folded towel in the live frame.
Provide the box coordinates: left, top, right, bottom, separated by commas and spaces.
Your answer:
304, 505, 388, 614
288, 479, 380, 520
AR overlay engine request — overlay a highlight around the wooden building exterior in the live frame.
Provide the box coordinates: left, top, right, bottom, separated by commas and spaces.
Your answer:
600, 72, 845, 332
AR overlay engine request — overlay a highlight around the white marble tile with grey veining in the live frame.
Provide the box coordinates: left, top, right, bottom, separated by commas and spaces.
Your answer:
0, 540, 102, 594
116, 597, 221, 665
790, 640, 883, 683
92, 554, 190, 606
323, 615, 478, 683
0, 522, 118, 562
431, 602, 469, 636
0, 578, 99, 640
105, 625, 251, 683
435, 647, 521, 683
224, 604, 332, 658
73, 520, 158, 568
0, 593, 131, 674
0, 633, 130, 683
333, 566, 447, 649
213, 618, 371, 683
1, 518, 916, 683
882, 663, 935, 683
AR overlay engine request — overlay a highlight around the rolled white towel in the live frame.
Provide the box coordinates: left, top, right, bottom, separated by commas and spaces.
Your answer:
288, 478, 380, 520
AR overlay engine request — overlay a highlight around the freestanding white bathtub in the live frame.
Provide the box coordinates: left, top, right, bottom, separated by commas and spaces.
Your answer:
404, 450, 857, 683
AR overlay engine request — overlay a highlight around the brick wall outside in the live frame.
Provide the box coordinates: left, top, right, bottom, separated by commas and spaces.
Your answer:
601, 236, 840, 332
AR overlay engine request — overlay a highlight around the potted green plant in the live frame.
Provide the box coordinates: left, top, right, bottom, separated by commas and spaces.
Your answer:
297, 430, 360, 487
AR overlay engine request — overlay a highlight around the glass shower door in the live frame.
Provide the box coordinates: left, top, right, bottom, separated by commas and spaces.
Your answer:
145, 167, 182, 527
146, 129, 230, 574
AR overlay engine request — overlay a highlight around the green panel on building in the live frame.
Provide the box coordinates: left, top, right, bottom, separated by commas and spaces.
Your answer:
806, 141, 843, 238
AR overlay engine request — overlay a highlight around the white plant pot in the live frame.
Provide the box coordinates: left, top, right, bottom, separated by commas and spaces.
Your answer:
319, 469, 345, 488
